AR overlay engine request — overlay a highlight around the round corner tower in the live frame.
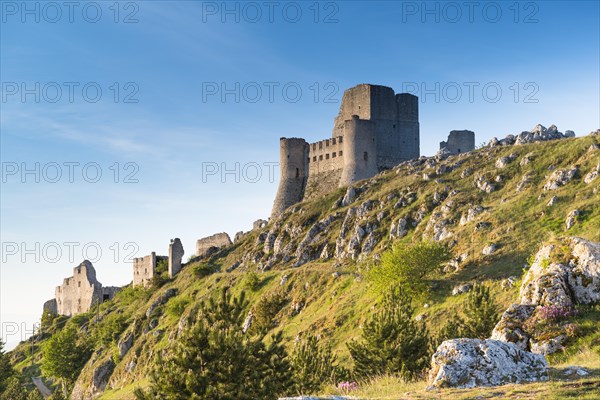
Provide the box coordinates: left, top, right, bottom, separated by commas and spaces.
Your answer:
271, 137, 308, 218
339, 115, 378, 187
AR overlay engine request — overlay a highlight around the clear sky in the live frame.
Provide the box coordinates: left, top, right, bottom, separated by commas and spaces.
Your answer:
1, 0, 599, 349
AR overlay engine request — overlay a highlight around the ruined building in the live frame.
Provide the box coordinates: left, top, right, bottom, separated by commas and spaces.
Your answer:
196, 232, 232, 258
43, 260, 119, 317
271, 84, 420, 218
133, 238, 184, 287
440, 130, 475, 155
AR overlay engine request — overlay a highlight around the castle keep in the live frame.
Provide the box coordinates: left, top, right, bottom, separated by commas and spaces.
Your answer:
271, 84, 420, 218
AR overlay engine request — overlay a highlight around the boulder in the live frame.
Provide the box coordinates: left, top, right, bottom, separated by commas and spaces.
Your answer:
482, 243, 498, 255
452, 283, 472, 296
117, 332, 134, 359
92, 359, 115, 393
583, 163, 599, 184
460, 205, 484, 226
427, 339, 548, 389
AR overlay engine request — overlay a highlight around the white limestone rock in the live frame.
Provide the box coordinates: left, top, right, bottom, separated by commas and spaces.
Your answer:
565, 209, 580, 230
491, 304, 535, 351
583, 163, 599, 184
482, 243, 498, 256
427, 339, 548, 389
460, 205, 484, 226
543, 167, 578, 190
341, 186, 356, 207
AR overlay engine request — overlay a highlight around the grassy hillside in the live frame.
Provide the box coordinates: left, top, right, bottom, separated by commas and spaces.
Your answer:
9, 134, 600, 399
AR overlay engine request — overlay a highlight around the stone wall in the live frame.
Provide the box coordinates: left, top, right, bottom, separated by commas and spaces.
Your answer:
168, 238, 184, 278
43, 299, 58, 315
196, 232, 232, 257
55, 260, 105, 316
440, 130, 475, 154
133, 252, 156, 287
307, 136, 344, 175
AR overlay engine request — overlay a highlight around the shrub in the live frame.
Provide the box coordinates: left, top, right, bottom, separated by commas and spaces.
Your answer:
134, 289, 292, 399
193, 263, 217, 278
251, 291, 288, 334
368, 241, 451, 297
347, 287, 430, 380
290, 334, 338, 394
0, 339, 14, 393
432, 312, 464, 350
243, 271, 262, 292
93, 313, 128, 347
165, 296, 191, 317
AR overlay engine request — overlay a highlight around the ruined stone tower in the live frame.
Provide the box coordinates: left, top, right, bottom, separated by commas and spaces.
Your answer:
440, 130, 475, 155
271, 84, 419, 218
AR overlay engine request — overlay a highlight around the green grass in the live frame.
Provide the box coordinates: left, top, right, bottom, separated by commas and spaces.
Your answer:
9, 135, 600, 399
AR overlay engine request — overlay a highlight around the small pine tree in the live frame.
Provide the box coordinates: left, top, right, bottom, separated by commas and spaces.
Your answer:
41, 324, 92, 397
461, 284, 499, 339
251, 291, 287, 334
432, 312, 464, 350
135, 289, 292, 400
0, 377, 28, 400
290, 334, 338, 395
347, 287, 430, 380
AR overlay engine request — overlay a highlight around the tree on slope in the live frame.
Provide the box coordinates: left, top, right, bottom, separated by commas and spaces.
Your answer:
347, 287, 430, 380
134, 289, 291, 400
41, 324, 91, 397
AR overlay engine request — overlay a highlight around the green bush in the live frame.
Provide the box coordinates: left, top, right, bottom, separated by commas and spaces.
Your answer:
134, 289, 292, 400
368, 241, 451, 297
93, 313, 128, 347
193, 263, 217, 278
243, 271, 262, 292
347, 287, 430, 380
251, 291, 288, 334
0, 339, 14, 393
165, 296, 191, 317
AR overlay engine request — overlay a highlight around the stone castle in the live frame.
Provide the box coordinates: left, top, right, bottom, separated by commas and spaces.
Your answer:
42, 84, 477, 318
271, 84, 421, 218
271, 84, 477, 217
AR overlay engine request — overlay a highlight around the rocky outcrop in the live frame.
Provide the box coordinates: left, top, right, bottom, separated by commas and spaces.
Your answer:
493, 237, 600, 355
543, 167, 578, 190
489, 124, 575, 147
427, 339, 548, 389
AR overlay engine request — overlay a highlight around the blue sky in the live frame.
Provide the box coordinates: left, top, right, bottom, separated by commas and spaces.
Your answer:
1, 0, 599, 349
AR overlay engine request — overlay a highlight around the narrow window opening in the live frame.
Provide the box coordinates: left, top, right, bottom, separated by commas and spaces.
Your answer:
364, 152, 368, 161
295, 168, 299, 178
